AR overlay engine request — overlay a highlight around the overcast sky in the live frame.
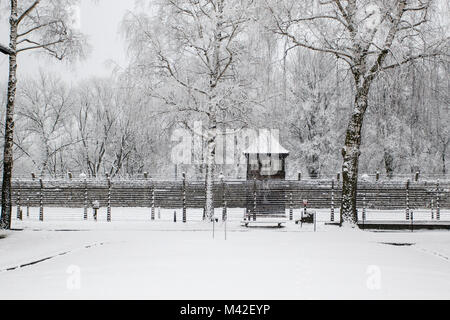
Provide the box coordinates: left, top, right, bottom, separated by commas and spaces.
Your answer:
1, 0, 449, 86
0, 0, 136, 85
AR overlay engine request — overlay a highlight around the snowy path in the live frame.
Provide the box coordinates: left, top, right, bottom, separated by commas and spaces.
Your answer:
1, 220, 450, 300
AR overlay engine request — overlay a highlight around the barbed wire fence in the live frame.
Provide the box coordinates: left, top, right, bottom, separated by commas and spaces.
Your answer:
8, 171, 450, 224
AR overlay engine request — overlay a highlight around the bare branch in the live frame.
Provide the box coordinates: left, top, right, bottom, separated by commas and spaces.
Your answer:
0, 43, 14, 55
17, 0, 41, 25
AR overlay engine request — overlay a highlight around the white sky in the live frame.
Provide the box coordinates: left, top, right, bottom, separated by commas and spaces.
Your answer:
0, 0, 448, 86
0, 0, 136, 85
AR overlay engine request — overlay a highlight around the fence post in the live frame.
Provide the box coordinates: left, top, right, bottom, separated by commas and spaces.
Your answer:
16, 180, 22, 221
107, 175, 112, 222
415, 171, 420, 182
289, 192, 293, 221
363, 193, 367, 223
376, 171, 380, 182
298, 173, 302, 181
83, 176, 88, 220
314, 212, 317, 232
147, 173, 155, 221
406, 179, 410, 221
203, 174, 207, 221
330, 180, 335, 223
431, 199, 434, 220
26, 198, 30, 218
151, 183, 155, 221
39, 178, 44, 222
436, 180, 440, 221
253, 178, 257, 222
182, 172, 187, 223
224, 201, 228, 240
221, 175, 226, 222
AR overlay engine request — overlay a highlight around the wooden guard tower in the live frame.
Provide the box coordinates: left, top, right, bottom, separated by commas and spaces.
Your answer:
243, 131, 289, 221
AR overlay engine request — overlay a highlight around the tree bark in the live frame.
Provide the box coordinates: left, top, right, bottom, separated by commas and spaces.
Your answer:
205, 117, 217, 220
340, 87, 368, 227
1, 0, 18, 230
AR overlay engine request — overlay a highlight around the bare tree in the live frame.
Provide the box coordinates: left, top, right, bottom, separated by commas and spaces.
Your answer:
123, 0, 256, 220
1, 0, 87, 229
266, 0, 449, 226
15, 72, 77, 177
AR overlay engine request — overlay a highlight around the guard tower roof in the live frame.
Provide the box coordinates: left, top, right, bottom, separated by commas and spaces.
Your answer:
243, 130, 289, 155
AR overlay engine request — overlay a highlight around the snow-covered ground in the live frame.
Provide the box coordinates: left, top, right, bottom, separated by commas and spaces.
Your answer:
1, 207, 449, 300
9, 206, 450, 224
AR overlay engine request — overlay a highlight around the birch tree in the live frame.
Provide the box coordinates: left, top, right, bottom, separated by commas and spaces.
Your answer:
0, 0, 87, 229
123, 0, 256, 220
266, 0, 449, 226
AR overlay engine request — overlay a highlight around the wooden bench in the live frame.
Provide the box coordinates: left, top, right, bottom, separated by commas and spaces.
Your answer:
241, 215, 287, 228
358, 220, 450, 230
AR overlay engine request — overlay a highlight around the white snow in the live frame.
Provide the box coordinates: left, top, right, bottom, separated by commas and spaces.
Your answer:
1, 207, 450, 300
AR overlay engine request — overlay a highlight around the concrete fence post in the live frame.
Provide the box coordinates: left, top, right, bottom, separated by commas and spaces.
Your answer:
253, 178, 257, 222
431, 199, 434, 220
289, 192, 293, 221
26, 198, 30, 218
406, 179, 410, 221
83, 177, 88, 220
224, 201, 228, 240
221, 175, 226, 222
182, 172, 187, 223
363, 194, 367, 223
107, 175, 112, 222
16, 180, 22, 221
151, 184, 156, 221
436, 180, 440, 221
39, 178, 44, 222
331, 180, 335, 223
202, 175, 207, 221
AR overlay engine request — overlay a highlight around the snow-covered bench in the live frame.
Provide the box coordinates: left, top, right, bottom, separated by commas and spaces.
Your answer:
241, 218, 286, 228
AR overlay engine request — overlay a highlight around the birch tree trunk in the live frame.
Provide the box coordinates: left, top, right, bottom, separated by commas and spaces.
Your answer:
205, 117, 217, 220
204, 0, 223, 221
0, 0, 18, 230
340, 86, 369, 226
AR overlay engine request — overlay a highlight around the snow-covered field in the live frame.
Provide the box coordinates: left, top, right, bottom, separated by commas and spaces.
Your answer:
1, 207, 450, 300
